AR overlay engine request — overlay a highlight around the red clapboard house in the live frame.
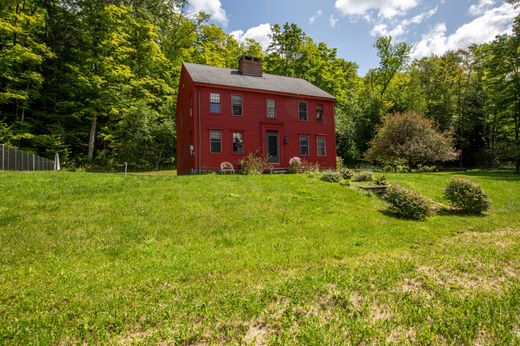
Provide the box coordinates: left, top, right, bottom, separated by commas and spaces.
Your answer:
176, 56, 336, 175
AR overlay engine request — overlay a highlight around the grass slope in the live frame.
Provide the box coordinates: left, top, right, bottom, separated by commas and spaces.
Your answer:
0, 171, 519, 344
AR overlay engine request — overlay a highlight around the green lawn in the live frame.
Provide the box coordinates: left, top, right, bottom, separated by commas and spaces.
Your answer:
0, 170, 519, 345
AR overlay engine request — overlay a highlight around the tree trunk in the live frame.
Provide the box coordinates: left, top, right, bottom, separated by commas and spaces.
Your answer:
88, 117, 97, 161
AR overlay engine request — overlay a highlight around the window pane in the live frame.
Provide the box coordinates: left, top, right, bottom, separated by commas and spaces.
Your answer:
210, 93, 220, 113
300, 136, 309, 156
316, 104, 323, 121
317, 136, 326, 156
299, 102, 307, 120
232, 132, 243, 153
266, 99, 275, 118
210, 131, 221, 153
232, 95, 242, 116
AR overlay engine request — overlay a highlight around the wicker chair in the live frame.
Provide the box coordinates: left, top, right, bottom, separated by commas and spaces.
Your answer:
220, 161, 235, 174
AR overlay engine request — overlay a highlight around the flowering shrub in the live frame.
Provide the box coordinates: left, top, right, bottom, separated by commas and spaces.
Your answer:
238, 152, 269, 175
339, 168, 354, 180
444, 178, 490, 214
301, 161, 320, 173
289, 157, 302, 173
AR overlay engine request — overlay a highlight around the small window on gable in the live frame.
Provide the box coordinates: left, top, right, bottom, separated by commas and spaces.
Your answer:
316, 104, 323, 121
298, 102, 308, 121
232, 95, 243, 116
266, 99, 276, 118
210, 130, 222, 153
232, 132, 243, 153
299, 135, 309, 156
210, 93, 220, 113
317, 136, 326, 156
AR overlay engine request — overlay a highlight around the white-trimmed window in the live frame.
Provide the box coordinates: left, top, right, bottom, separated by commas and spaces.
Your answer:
316, 104, 323, 121
210, 93, 220, 113
266, 99, 276, 118
232, 132, 243, 153
317, 136, 326, 156
232, 95, 243, 116
298, 101, 308, 121
299, 135, 309, 156
210, 130, 222, 153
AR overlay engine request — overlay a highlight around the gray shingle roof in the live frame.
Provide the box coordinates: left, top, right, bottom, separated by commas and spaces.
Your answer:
183, 62, 335, 100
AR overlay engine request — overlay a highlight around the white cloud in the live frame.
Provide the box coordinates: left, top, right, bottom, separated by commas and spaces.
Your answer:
329, 14, 339, 28
371, 6, 437, 37
412, 2, 517, 59
334, 0, 419, 19
230, 23, 272, 50
309, 10, 322, 24
468, 0, 495, 17
188, 0, 228, 25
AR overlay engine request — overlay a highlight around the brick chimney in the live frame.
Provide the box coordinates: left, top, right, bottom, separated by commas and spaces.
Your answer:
238, 56, 262, 77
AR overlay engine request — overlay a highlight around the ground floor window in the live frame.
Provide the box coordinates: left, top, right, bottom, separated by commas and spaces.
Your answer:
210, 130, 222, 153
317, 136, 326, 156
232, 132, 243, 153
299, 135, 309, 156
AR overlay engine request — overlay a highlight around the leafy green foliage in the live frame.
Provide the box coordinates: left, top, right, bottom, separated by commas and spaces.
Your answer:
339, 168, 354, 180
374, 175, 388, 186
320, 170, 342, 183
365, 112, 458, 166
238, 152, 269, 175
352, 172, 373, 182
444, 178, 490, 214
384, 185, 431, 219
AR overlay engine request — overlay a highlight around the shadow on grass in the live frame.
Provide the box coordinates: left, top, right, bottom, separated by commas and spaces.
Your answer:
451, 170, 520, 181
379, 207, 488, 220
378, 209, 427, 221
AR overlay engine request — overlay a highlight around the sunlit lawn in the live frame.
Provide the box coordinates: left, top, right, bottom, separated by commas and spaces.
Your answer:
0, 170, 519, 344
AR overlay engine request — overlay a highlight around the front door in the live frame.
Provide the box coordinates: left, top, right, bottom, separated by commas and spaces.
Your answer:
266, 131, 280, 163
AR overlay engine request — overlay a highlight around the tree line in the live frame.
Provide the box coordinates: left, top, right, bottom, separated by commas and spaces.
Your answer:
1, 0, 519, 172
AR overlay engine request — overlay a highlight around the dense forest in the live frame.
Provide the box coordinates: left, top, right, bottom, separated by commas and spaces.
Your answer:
1, 0, 519, 172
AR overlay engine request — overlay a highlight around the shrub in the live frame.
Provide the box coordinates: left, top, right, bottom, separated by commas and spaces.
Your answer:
301, 161, 320, 173
339, 179, 351, 187
352, 172, 373, 182
382, 164, 393, 173
384, 185, 431, 220
336, 156, 345, 170
289, 157, 302, 173
397, 165, 409, 173
339, 168, 354, 180
444, 178, 490, 214
374, 175, 388, 186
320, 171, 342, 183
238, 153, 269, 175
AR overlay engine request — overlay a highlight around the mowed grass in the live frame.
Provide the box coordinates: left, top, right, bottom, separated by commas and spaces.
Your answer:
0, 170, 519, 345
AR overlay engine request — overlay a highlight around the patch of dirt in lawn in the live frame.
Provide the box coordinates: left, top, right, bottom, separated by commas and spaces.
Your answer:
115, 329, 153, 345
443, 228, 520, 248
244, 323, 269, 346
385, 327, 417, 344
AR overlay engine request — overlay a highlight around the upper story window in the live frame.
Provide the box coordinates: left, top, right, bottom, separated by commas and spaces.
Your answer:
316, 104, 323, 121
299, 135, 309, 156
266, 99, 276, 118
317, 136, 326, 156
232, 132, 243, 153
210, 93, 220, 113
210, 130, 222, 153
298, 101, 308, 121
232, 95, 243, 116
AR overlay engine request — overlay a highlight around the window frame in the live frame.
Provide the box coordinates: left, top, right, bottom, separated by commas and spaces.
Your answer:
232, 131, 244, 154
209, 92, 221, 114
299, 135, 310, 156
316, 103, 324, 122
231, 94, 243, 116
209, 130, 222, 154
316, 136, 326, 156
266, 99, 276, 118
298, 101, 308, 121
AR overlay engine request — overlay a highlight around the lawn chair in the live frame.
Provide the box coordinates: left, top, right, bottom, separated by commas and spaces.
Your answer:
220, 162, 235, 174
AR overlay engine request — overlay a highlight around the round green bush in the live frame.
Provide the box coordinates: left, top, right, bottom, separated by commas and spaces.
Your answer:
339, 168, 354, 180
320, 171, 342, 183
352, 172, 373, 182
384, 185, 431, 220
444, 178, 490, 214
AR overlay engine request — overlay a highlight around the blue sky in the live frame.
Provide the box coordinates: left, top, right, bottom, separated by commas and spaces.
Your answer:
187, 0, 519, 74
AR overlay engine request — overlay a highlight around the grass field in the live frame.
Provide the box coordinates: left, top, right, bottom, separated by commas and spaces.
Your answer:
1, 170, 519, 345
